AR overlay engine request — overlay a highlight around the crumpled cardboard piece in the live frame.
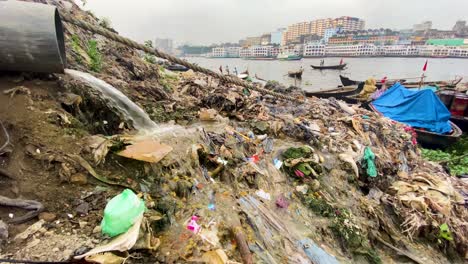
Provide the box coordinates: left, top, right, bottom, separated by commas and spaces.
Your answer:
117, 140, 173, 163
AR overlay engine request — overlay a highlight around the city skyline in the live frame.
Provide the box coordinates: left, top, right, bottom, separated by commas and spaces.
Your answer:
83, 0, 468, 45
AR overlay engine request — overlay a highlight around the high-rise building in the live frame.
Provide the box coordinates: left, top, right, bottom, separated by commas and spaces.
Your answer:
413, 21, 432, 31
154, 38, 173, 54
284, 17, 365, 45
285, 22, 311, 43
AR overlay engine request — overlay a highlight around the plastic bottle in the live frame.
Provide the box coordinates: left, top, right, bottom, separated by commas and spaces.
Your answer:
101, 189, 146, 237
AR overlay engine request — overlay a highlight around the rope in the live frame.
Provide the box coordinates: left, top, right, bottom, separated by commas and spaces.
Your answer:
59, 12, 303, 103
0, 119, 10, 153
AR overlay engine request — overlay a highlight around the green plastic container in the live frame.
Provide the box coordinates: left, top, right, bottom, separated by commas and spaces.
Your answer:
101, 189, 146, 237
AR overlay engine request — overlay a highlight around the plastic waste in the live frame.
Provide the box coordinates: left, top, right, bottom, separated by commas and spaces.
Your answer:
299, 238, 340, 264
255, 189, 271, 200
362, 146, 377, 177
273, 158, 283, 169
187, 215, 201, 233
76, 214, 143, 259
208, 190, 216, 211
101, 189, 146, 237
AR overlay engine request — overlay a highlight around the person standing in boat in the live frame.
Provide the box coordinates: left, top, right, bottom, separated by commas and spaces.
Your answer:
234, 67, 238, 76
219, 65, 223, 74
320, 59, 324, 66
225, 65, 230, 75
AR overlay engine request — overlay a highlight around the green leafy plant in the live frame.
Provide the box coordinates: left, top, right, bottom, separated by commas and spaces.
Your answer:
87, 39, 102, 72
70, 35, 83, 64
143, 40, 157, 64
421, 140, 468, 176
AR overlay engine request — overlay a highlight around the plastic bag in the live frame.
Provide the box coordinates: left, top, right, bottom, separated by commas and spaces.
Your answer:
362, 147, 377, 177
101, 189, 146, 237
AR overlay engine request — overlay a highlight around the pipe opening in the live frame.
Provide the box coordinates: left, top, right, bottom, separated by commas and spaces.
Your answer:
54, 8, 66, 70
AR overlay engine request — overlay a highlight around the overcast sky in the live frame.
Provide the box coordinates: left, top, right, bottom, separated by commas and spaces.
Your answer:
82, 0, 467, 45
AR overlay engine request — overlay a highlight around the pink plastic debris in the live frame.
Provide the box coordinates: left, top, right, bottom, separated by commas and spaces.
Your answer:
187, 216, 201, 233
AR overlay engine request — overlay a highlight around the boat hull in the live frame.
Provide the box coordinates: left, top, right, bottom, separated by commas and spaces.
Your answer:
305, 82, 364, 98
311, 63, 347, 70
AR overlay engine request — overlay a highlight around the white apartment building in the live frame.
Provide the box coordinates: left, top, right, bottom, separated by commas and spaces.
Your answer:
449, 48, 468, 57
239, 47, 251, 58
251, 45, 273, 57
325, 45, 360, 56
211, 47, 227, 58
226, 47, 240, 57
304, 44, 325, 57
383, 45, 409, 56
356, 45, 376, 56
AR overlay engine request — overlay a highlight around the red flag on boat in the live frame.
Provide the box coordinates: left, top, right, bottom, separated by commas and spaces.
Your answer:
381, 76, 387, 83
339, 58, 343, 65
422, 60, 428, 71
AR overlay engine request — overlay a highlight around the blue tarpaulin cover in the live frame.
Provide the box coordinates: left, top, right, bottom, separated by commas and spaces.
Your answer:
371, 83, 452, 134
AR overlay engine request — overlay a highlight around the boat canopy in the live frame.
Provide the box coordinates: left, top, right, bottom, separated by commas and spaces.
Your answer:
371, 83, 452, 134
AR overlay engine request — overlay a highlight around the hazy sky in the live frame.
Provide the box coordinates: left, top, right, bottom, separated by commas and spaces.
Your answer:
82, 0, 468, 45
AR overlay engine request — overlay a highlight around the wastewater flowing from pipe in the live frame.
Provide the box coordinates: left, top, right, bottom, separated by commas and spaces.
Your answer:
64, 69, 228, 155
65, 69, 158, 131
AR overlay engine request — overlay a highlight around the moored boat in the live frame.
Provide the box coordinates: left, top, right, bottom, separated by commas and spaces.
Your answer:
370, 83, 462, 149
277, 53, 302, 61
311, 63, 347, 70
339, 75, 461, 88
305, 82, 364, 99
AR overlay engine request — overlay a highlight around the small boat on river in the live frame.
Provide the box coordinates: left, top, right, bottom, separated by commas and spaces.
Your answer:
311, 63, 347, 70
287, 69, 304, 79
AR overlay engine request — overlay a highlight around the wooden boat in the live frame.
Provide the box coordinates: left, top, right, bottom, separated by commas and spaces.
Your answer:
165, 64, 189, 72
305, 82, 364, 99
339, 75, 461, 88
369, 104, 462, 149
311, 63, 347, 70
288, 69, 304, 79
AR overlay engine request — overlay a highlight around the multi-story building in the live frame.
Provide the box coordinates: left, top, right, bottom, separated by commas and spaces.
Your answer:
226, 47, 241, 57
250, 45, 273, 57
261, 34, 271, 45
271, 28, 286, 45
243, 36, 262, 47
325, 45, 360, 56
286, 22, 311, 43
413, 21, 432, 32
310, 18, 333, 36
328, 30, 399, 46
154, 38, 173, 54
211, 47, 227, 58
323, 28, 341, 43
333, 16, 365, 32
211, 47, 241, 58
304, 44, 325, 57
270, 46, 280, 57
239, 47, 251, 58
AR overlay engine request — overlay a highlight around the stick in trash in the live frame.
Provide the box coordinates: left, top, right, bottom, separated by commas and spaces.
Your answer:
231, 225, 253, 264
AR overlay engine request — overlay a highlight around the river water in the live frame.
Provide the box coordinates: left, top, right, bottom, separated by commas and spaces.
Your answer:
185, 57, 468, 92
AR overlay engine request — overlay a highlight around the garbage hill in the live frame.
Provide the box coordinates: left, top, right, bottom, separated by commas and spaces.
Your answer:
0, 0, 466, 263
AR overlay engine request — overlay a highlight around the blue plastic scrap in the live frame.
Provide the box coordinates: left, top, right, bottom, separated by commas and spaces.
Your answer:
299, 238, 340, 264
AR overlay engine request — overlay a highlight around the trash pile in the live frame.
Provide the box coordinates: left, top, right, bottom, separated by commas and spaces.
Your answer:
0, 1, 466, 263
